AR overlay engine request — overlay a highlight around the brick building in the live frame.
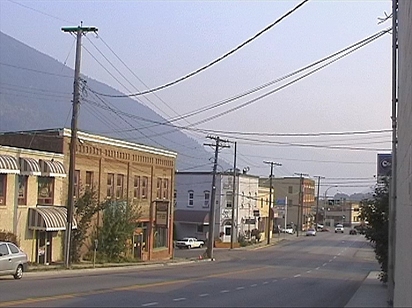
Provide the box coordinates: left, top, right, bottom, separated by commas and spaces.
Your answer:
0, 128, 177, 261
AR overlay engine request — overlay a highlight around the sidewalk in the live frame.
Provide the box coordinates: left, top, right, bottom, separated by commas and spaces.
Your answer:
345, 271, 389, 307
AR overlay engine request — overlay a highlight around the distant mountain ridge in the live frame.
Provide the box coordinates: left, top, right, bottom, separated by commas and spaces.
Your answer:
0, 31, 230, 172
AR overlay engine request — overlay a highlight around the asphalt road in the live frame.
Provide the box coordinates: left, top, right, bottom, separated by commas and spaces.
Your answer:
0, 232, 378, 307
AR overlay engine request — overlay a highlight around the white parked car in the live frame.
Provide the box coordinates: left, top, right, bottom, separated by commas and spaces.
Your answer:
306, 228, 317, 236
335, 224, 344, 233
280, 225, 295, 234
175, 237, 204, 249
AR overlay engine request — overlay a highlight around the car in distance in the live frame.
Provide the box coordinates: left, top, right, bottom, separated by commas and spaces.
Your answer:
175, 237, 204, 249
335, 224, 344, 233
306, 228, 317, 236
280, 224, 295, 234
0, 241, 28, 279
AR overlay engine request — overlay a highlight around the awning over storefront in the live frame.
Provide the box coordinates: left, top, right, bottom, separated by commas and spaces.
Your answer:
19, 157, 41, 176
174, 209, 209, 225
28, 206, 77, 231
0, 155, 20, 174
39, 159, 66, 177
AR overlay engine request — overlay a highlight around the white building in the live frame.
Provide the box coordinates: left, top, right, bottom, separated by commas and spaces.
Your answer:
174, 171, 261, 243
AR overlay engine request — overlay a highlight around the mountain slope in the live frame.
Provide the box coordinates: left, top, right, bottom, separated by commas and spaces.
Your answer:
0, 31, 229, 172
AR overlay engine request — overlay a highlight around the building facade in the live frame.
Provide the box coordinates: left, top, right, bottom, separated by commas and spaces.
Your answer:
0, 128, 177, 261
394, 1, 412, 305
0, 145, 67, 264
263, 177, 316, 232
174, 171, 263, 244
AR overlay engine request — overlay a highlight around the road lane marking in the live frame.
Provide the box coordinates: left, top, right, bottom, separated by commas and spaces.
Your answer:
306, 270, 312, 273
236, 287, 245, 290
322, 263, 327, 266
220, 290, 230, 293
329, 259, 333, 262
199, 294, 209, 297
0, 265, 273, 307
251, 284, 258, 287
173, 298, 186, 301
142, 302, 158, 307
282, 278, 287, 280
272, 279, 278, 282
294, 274, 301, 278
263, 281, 269, 285
333, 256, 337, 259
316, 267, 320, 270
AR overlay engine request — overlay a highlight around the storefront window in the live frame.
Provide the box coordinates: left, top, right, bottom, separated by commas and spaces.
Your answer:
154, 226, 167, 248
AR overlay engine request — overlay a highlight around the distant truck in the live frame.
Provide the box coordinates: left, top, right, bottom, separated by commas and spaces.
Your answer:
175, 237, 204, 249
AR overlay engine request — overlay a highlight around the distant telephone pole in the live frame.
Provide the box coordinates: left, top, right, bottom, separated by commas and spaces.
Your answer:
62, 24, 98, 268
294, 172, 309, 237
204, 136, 229, 260
314, 176, 325, 227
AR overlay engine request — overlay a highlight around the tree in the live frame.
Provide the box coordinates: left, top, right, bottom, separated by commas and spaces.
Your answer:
359, 178, 389, 282
70, 187, 103, 263
97, 199, 141, 262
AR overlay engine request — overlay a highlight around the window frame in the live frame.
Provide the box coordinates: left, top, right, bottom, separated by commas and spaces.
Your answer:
188, 190, 194, 207
18, 175, 28, 205
107, 173, 114, 199
203, 190, 210, 208
37, 176, 54, 205
0, 174, 7, 205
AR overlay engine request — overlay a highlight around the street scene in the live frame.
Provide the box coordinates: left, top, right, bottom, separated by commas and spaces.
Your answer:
0, 233, 379, 307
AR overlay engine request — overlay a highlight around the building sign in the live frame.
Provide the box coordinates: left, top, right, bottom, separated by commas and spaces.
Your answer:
221, 208, 232, 219
377, 153, 392, 177
155, 201, 169, 228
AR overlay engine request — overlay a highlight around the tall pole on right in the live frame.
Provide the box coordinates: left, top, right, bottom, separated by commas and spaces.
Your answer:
388, 0, 398, 305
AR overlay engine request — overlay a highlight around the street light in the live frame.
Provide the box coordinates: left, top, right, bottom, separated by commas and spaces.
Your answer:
263, 161, 282, 244
323, 185, 338, 226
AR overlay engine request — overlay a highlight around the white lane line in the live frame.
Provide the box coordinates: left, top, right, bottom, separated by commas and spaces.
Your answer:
333, 256, 337, 259
338, 252, 341, 255
263, 281, 269, 285
316, 267, 320, 270
251, 284, 258, 287
329, 259, 333, 262
220, 290, 230, 293
322, 263, 327, 266
272, 279, 278, 283
282, 278, 288, 281
142, 303, 158, 307
294, 274, 301, 278
199, 294, 209, 297
236, 286, 245, 290
307, 270, 312, 273
173, 298, 186, 302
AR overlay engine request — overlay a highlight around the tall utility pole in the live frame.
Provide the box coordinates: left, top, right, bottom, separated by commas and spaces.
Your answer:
204, 136, 229, 260
314, 176, 325, 227
388, 0, 398, 305
230, 141, 237, 249
62, 24, 98, 268
294, 173, 309, 237
264, 161, 282, 244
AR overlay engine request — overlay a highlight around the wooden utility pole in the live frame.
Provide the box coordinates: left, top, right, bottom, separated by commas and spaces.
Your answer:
204, 136, 229, 260
62, 24, 98, 268
230, 141, 237, 249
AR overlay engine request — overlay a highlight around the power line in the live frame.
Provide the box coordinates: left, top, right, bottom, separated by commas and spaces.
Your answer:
87, 0, 310, 98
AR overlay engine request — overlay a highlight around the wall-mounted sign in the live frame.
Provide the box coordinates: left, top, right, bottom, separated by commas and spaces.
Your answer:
155, 201, 169, 228
221, 208, 232, 219
377, 153, 392, 177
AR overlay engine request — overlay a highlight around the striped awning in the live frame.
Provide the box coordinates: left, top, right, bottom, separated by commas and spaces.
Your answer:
0, 155, 20, 174
28, 206, 77, 231
40, 159, 66, 177
19, 157, 41, 176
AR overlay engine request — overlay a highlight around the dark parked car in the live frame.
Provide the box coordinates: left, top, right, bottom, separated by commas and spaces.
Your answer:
349, 229, 357, 235
0, 241, 28, 279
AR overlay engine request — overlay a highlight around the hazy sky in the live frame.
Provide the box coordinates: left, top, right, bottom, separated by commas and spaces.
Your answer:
0, 0, 393, 196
